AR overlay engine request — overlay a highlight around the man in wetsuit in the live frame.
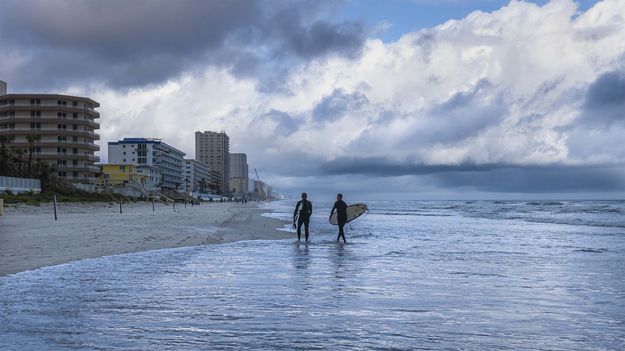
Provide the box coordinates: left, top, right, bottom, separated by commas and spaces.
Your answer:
330, 193, 348, 243
293, 192, 313, 242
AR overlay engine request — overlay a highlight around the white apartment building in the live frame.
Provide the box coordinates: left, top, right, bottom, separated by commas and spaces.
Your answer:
184, 159, 211, 193
108, 138, 185, 189
195, 131, 229, 195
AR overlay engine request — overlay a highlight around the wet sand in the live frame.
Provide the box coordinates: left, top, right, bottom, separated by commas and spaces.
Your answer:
0, 201, 289, 276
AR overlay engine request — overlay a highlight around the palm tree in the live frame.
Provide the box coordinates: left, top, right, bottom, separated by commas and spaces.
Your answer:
0, 135, 14, 175
26, 135, 40, 177
199, 178, 207, 194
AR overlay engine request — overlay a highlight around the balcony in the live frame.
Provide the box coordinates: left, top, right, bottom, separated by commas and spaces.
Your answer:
0, 104, 100, 118
7, 139, 100, 151
33, 153, 99, 162
0, 116, 100, 129
57, 165, 100, 173
0, 128, 100, 139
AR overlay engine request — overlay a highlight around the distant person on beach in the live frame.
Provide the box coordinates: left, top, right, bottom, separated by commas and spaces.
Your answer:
330, 193, 348, 243
293, 192, 313, 242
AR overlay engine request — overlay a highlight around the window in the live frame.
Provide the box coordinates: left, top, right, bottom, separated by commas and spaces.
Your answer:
30, 122, 41, 129
123, 159, 126, 162
72, 160, 78, 166
57, 100, 67, 106
58, 172, 67, 177
57, 112, 67, 118
72, 136, 78, 142
72, 124, 78, 130
72, 101, 78, 107
123, 152, 126, 155
58, 136, 67, 142
57, 124, 67, 130
57, 159, 67, 166
138, 158, 147, 164
73, 148, 78, 154
72, 172, 78, 177
73, 113, 78, 118
120, 166, 126, 171
30, 99, 41, 105
30, 110, 41, 117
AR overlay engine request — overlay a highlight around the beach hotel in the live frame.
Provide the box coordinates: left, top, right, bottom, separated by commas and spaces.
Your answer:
108, 138, 185, 190
195, 131, 230, 195
229, 153, 249, 197
0, 80, 100, 188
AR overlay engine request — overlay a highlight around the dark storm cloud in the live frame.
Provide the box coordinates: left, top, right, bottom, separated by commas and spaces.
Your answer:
320, 156, 625, 193
256, 109, 300, 136
580, 70, 625, 126
0, 0, 365, 90
312, 89, 369, 121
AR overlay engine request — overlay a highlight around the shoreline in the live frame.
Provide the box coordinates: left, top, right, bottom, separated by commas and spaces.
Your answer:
0, 201, 291, 276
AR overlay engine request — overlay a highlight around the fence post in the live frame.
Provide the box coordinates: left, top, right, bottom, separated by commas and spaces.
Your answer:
119, 197, 123, 214
152, 197, 155, 212
53, 194, 58, 221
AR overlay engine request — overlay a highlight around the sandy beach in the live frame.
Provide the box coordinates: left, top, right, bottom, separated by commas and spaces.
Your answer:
0, 201, 290, 276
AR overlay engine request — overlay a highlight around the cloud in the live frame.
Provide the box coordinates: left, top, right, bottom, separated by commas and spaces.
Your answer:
312, 89, 369, 121
7, 0, 625, 197
0, 0, 365, 90
320, 156, 625, 192
581, 70, 625, 126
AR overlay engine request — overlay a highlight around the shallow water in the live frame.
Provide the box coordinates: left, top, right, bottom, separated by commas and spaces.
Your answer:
1, 200, 624, 350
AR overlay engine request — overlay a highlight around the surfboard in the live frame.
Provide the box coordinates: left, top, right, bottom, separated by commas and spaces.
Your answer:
329, 203, 368, 225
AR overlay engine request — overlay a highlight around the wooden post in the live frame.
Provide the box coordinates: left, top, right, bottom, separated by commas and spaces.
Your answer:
53, 194, 58, 221
119, 197, 123, 214
152, 198, 155, 212
184, 201, 187, 208
173, 201, 175, 210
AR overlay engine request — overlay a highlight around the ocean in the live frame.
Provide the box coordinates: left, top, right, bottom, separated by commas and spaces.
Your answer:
1, 200, 624, 350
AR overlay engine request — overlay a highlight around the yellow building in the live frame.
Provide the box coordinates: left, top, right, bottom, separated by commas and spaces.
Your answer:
96, 164, 150, 192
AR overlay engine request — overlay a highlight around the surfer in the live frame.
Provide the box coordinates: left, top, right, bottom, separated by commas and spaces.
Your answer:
293, 192, 313, 242
330, 193, 348, 243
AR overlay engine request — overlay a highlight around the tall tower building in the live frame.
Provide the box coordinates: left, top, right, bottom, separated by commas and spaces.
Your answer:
229, 153, 248, 196
0, 81, 101, 185
195, 131, 230, 195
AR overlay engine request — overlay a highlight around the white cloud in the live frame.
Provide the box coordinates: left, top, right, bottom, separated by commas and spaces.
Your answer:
63, 0, 625, 194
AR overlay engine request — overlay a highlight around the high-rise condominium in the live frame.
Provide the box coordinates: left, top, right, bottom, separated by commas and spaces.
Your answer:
0, 80, 100, 184
195, 131, 229, 195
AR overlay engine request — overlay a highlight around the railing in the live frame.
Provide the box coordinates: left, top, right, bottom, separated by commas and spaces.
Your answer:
0, 176, 41, 194
0, 128, 99, 138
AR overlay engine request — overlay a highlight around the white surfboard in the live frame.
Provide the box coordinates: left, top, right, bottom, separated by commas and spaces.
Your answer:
329, 203, 368, 225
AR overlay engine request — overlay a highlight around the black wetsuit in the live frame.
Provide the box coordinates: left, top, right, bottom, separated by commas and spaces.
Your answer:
332, 200, 348, 243
293, 199, 313, 241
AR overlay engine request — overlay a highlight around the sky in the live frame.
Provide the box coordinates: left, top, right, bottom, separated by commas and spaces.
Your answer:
1, 0, 624, 200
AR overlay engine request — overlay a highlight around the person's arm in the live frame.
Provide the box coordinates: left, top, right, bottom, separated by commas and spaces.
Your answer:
308, 201, 313, 216
330, 202, 336, 216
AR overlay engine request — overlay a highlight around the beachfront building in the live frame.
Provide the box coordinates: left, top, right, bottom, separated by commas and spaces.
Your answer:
95, 164, 160, 192
184, 159, 211, 194
195, 131, 229, 195
229, 178, 248, 197
108, 138, 185, 189
0, 80, 101, 185
229, 153, 248, 196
